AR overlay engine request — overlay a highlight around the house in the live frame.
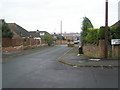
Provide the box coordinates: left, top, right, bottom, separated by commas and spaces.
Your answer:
112, 20, 120, 26
39, 30, 49, 36
29, 30, 49, 40
30, 30, 49, 36
52, 33, 61, 40
29, 31, 41, 40
7, 23, 30, 39
62, 33, 80, 41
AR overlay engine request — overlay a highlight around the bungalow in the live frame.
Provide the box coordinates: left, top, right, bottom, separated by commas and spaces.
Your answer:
29, 31, 41, 40
7, 23, 30, 39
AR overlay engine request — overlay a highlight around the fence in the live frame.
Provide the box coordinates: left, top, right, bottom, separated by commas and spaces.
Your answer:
55, 40, 68, 45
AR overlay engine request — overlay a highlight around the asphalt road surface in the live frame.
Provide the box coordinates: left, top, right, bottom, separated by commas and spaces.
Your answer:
2, 45, 118, 88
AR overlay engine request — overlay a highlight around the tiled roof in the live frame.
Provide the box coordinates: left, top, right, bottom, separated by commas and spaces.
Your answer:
29, 31, 40, 37
112, 20, 120, 26
7, 23, 30, 38
39, 31, 49, 34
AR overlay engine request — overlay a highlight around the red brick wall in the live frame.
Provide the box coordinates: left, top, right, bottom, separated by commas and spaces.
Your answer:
2, 38, 12, 47
83, 40, 118, 58
113, 45, 120, 57
83, 43, 99, 58
2, 38, 47, 47
12, 38, 22, 46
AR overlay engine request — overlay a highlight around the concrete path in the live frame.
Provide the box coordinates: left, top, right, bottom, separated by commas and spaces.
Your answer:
57, 46, 118, 68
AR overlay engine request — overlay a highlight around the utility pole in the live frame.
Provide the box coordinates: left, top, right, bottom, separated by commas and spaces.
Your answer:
60, 20, 62, 44
104, 0, 109, 58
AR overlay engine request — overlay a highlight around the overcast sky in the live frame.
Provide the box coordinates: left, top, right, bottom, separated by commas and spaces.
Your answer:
1, 0, 120, 33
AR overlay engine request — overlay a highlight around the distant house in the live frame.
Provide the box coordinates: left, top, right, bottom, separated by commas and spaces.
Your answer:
112, 20, 120, 26
62, 33, 80, 41
7, 23, 30, 39
52, 33, 61, 40
39, 31, 49, 36
29, 31, 41, 40
30, 30, 49, 36
29, 30, 49, 40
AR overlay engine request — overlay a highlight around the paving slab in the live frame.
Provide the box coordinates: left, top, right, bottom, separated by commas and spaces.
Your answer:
57, 46, 119, 67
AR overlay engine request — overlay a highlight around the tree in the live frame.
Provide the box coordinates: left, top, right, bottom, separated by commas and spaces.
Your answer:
80, 17, 94, 44
2, 20, 13, 38
41, 34, 53, 46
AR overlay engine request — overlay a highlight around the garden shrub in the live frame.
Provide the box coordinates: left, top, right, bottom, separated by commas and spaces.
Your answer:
86, 28, 99, 45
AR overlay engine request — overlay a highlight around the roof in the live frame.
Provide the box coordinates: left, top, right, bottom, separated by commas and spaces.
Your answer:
7, 23, 30, 38
62, 33, 80, 37
39, 31, 49, 34
29, 31, 40, 37
112, 20, 120, 26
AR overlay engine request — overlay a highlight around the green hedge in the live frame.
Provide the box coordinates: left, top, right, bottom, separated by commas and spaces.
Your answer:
110, 26, 120, 39
85, 26, 120, 45
86, 28, 99, 45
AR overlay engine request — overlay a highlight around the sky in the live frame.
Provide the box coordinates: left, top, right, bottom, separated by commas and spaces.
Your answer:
1, 0, 120, 33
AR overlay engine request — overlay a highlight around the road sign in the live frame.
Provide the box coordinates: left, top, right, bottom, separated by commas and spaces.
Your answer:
111, 39, 120, 45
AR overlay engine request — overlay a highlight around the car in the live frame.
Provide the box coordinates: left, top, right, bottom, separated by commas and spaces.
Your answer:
74, 40, 79, 44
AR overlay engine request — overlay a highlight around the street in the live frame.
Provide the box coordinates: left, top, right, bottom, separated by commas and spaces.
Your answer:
2, 45, 118, 88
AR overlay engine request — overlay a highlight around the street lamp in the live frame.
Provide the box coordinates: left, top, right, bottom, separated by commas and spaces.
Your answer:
104, 0, 109, 58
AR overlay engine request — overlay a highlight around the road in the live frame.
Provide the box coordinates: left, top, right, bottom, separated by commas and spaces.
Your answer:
2, 45, 118, 88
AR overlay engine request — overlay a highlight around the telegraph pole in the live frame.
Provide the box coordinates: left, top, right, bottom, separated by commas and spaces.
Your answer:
60, 20, 62, 44
104, 0, 109, 58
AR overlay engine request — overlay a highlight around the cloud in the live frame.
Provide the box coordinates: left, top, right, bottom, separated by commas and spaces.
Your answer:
1, 0, 119, 33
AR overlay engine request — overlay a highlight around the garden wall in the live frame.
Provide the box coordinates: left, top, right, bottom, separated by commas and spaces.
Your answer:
2, 38, 47, 52
83, 40, 120, 58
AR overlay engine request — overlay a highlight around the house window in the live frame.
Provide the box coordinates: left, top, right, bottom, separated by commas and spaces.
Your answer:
40, 33, 45, 36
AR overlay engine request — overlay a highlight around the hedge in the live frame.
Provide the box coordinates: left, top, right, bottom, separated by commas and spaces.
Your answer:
85, 26, 120, 45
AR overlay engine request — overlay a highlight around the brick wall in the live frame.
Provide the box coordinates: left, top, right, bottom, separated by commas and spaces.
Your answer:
83, 43, 99, 58
112, 45, 120, 57
2, 38, 12, 47
83, 40, 119, 58
12, 38, 22, 46
2, 38, 47, 52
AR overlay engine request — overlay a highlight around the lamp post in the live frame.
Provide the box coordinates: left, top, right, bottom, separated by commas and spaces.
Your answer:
104, 0, 109, 58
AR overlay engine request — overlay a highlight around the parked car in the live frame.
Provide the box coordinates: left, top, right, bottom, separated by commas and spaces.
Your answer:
74, 40, 79, 44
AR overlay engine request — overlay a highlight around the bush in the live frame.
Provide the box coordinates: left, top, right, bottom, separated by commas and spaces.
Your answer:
2, 21, 13, 38
41, 34, 53, 46
85, 26, 120, 45
110, 26, 120, 39
98, 26, 105, 39
86, 28, 99, 45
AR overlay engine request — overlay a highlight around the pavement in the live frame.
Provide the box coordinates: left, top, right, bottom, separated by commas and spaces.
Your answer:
56, 45, 119, 68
